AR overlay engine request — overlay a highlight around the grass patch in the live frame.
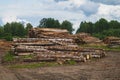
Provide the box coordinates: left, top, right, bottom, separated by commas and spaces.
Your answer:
7, 60, 78, 68
66, 60, 77, 65
2, 51, 15, 62
8, 62, 59, 68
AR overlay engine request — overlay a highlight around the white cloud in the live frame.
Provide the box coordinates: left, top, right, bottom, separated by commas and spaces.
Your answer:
87, 4, 120, 22
2, 15, 17, 24
90, 0, 120, 5
57, 0, 99, 15
98, 4, 120, 15
2, 15, 30, 26
70, 0, 86, 7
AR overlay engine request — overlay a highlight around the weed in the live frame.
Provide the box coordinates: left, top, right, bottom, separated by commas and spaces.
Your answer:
3, 51, 14, 62
66, 60, 76, 65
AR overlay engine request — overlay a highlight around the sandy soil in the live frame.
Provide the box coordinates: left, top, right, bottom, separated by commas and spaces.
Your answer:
0, 45, 120, 80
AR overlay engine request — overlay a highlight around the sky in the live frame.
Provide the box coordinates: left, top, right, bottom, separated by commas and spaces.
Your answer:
0, 0, 120, 31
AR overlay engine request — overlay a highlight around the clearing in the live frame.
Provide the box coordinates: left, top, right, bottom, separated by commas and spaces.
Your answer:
0, 41, 119, 80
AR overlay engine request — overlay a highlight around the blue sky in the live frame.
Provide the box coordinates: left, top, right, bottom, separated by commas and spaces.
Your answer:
0, 0, 120, 30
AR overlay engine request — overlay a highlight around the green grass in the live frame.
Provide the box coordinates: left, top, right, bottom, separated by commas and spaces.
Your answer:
66, 60, 76, 65
7, 60, 78, 68
3, 51, 15, 62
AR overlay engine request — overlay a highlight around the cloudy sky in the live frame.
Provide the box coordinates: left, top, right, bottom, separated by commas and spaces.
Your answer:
0, 0, 120, 30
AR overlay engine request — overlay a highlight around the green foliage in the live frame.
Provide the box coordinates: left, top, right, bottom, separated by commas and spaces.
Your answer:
61, 20, 74, 34
38, 18, 61, 28
26, 23, 33, 34
76, 18, 120, 39
3, 51, 14, 62
94, 18, 109, 33
92, 33, 105, 40
4, 23, 11, 34
0, 26, 4, 38
4, 22, 26, 37
76, 21, 93, 34
38, 18, 74, 34
2, 33, 13, 41
102, 29, 120, 37
0, 22, 30, 41
109, 20, 120, 29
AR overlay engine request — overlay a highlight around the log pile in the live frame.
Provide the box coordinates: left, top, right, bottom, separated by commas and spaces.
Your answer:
12, 28, 105, 63
74, 33, 102, 45
29, 28, 70, 38
103, 36, 120, 48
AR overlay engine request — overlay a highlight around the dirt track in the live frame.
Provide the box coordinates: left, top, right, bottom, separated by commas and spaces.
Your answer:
0, 47, 120, 80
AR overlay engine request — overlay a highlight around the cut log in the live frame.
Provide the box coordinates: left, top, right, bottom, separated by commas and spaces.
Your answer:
11, 28, 105, 63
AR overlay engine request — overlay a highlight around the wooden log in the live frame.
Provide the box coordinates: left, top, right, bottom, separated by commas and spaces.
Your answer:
14, 45, 105, 57
13, 43, 56, 46
28, 28, 71, 38
13, 38, 74, 42
17, 52, 34, 56
23, 55, 86, 62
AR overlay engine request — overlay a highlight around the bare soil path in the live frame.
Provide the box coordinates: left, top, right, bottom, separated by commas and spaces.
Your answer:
0, 48, 19, 80
0, 46, 120, 80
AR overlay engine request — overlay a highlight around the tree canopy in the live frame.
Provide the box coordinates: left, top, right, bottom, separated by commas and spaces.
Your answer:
38, 18, 73, 33
26, 23, 33, 34
0, 22, 28, 40
38, 18, 60, 28
76, 18, 120, 39
61, 20, 74, 34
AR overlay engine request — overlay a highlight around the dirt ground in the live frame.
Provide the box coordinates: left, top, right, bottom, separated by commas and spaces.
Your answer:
0, 43, 120, 80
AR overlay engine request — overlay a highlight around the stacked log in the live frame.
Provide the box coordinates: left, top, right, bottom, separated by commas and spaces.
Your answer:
74, 33, 102, 45
103, 36, 120, 48
12, 28, 105, 63
29, 28, 70, 38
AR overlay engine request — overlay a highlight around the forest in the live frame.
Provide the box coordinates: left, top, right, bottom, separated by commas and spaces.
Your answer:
0, 18, 120, 41
76, 18, 120, 39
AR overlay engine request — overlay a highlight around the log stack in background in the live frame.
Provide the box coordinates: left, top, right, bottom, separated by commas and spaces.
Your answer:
74, 33, 103, 45
29, 28, 70, 38
103, 36, 120, 48
12, 28, 105, 63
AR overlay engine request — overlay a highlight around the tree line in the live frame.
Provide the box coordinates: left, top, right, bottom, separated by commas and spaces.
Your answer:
76, 18, 120, 39
0, 18, 120, 41
0, 22, 33, 41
